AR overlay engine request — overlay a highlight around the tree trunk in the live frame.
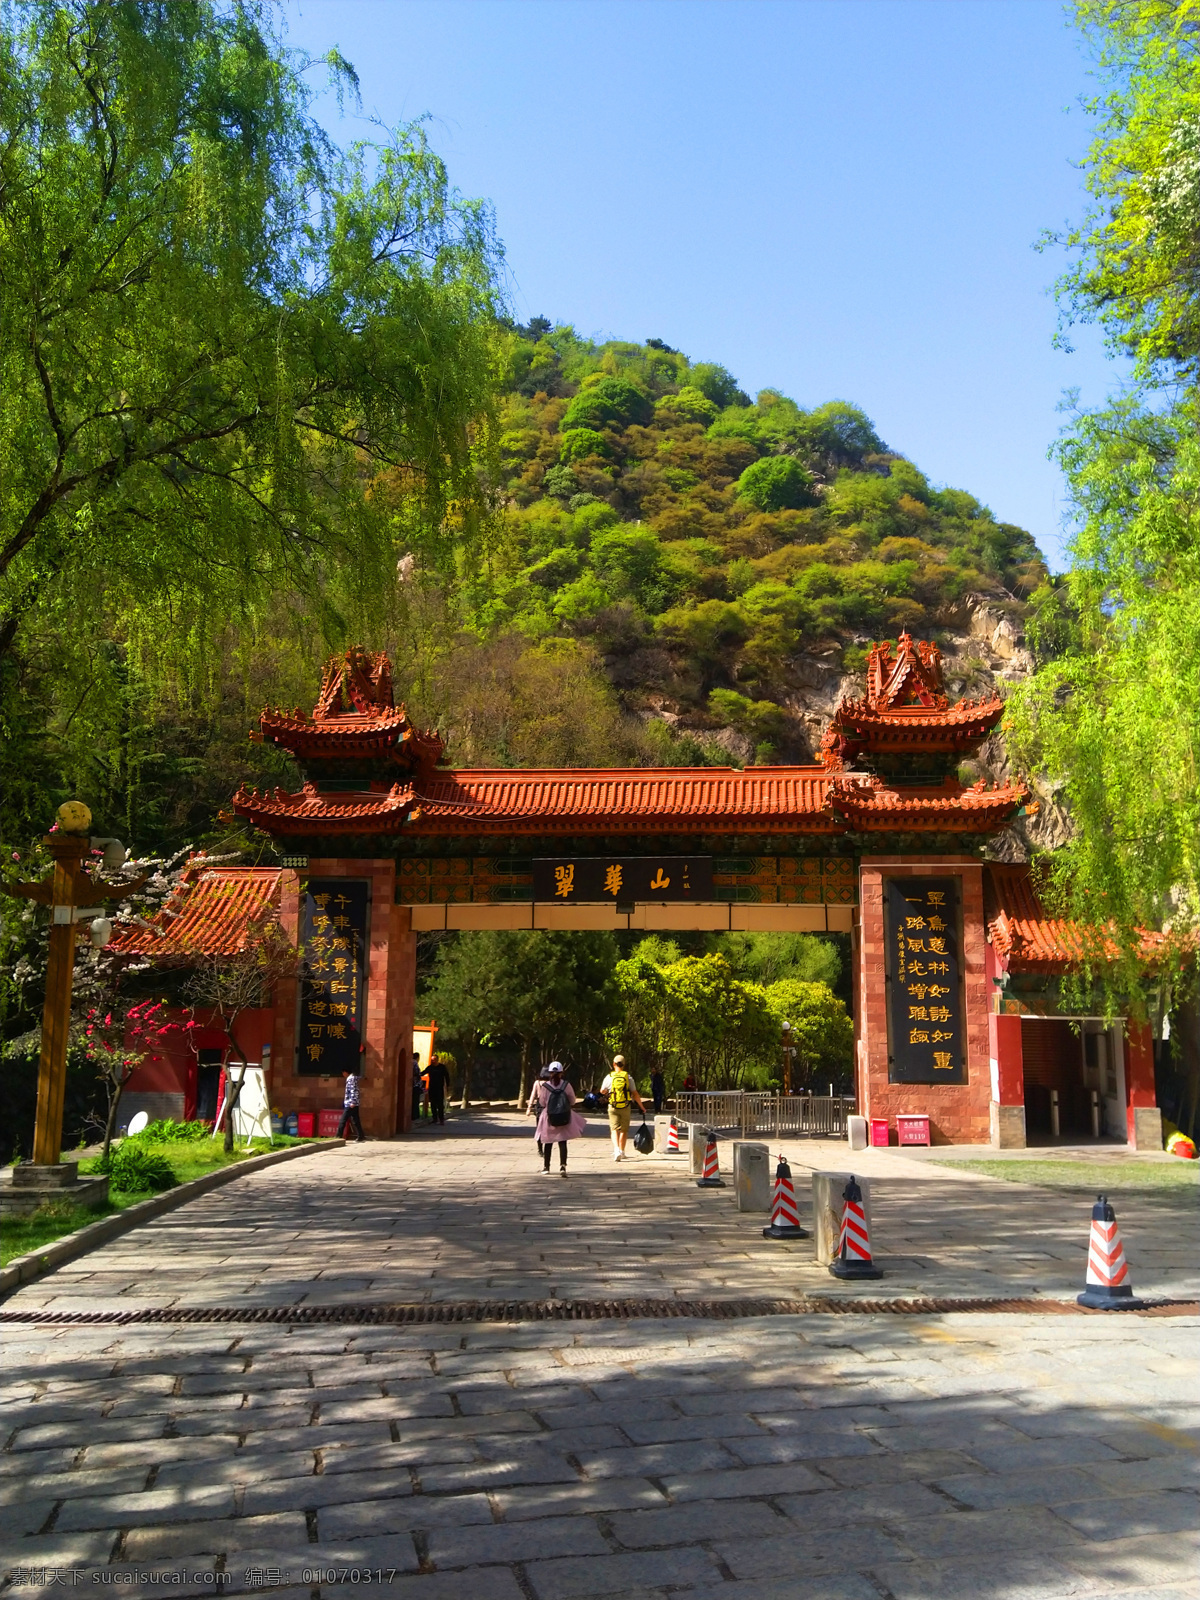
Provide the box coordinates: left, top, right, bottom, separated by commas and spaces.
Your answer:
101, 1080, 123, 1162
459, 1034, 475, 1110
219, 1018, 251, 1153
517, 1037, 530, 1108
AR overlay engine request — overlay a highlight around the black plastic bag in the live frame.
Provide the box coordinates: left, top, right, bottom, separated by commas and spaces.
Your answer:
632, 1113, 655, 1155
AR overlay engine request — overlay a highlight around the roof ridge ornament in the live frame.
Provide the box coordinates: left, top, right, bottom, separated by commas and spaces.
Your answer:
315, 646, 395, 720
256, 648, 444, 779
821, 633, 1004, 771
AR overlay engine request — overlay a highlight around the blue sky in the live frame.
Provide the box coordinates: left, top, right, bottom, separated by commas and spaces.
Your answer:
282, 0, 1123, 570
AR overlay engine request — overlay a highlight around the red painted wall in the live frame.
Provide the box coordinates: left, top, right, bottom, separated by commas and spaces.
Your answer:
1124, 1020, 1158, 1138
123, 1007, 274, 1121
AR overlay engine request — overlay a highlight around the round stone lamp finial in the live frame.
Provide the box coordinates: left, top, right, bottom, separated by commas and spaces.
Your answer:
55, 800, 93, 835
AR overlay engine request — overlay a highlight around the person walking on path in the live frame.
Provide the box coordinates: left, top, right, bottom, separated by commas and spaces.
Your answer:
526, 1060, 586, 1176
338, 1067, 365, 1142
411, 1052, 423, 1123
534, 1063, 551, 1161
650, 1066, 665, 1113
602, 1054, 645, 1162
425, 1053, 450, 1126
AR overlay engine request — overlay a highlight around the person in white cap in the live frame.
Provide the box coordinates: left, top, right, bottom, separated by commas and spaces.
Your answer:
601, 1054, 645, 1162
526, 1061, 586, 1176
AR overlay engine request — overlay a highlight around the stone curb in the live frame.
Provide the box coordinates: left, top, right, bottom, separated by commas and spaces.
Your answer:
0, 1138, 346, 1297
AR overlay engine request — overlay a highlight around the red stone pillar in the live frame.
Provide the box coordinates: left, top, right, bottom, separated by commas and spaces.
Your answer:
387, 904, 416, 1135
271, 859, 402, 1137
270, 868, 301, 1115
359, 858, 398, 1138
986, 937, 1026, 1148
851, 908, 865, 1115
856, 872, 884, 1126
856, 856, 992, 1145
1123, 1020, 1161, 1150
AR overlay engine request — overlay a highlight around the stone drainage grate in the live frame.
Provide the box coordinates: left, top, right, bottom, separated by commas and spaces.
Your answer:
1, 1296, 1195, 1325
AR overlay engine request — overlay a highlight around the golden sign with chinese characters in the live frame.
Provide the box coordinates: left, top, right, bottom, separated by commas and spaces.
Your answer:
298, 879, 368, 1076
885, 877, 966, 1085
532, 858, 714, 902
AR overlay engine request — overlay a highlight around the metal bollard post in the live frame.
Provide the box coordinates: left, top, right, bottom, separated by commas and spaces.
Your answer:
1050, 1089, 1061, 1140
1091, 1089, 1101, 1139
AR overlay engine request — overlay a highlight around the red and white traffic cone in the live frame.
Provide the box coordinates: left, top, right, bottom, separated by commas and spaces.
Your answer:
666, 1119, 681, 1154
1078, 1194, 1145, 1310
763, 1156, 807, 1239
829, 1175, 883, 1279
696, 1129, 725, 1188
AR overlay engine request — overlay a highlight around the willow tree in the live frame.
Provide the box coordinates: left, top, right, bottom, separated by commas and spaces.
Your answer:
0, 0, 502, 679
1008, 2, 1199, 1049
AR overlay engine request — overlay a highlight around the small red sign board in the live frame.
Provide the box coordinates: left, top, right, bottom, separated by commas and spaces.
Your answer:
896, 1113, 931, 1146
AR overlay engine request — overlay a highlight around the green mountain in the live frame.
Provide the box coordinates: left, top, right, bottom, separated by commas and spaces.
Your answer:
0, 322, 1051, 854
473, 321, 1047, 766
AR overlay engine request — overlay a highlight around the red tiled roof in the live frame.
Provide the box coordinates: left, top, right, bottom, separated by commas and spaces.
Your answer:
261, 704, 408, 741
832, 697, 1004, 732
109, 867, 283, 958
255, 647, 445, 771
826, 774, 1026, 832
408, 767, 839, 835
983, 863, 1171, 972
985, 865, 1084, 971
231, 766, 1027, 839
257, 707, 445, 769
821, 633, 1005, 766
231, 782, 415, 836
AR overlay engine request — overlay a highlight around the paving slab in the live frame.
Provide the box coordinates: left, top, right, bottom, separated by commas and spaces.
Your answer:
1, 1120, 1196, 1600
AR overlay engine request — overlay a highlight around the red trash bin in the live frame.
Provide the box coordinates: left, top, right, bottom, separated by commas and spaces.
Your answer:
318, 1108, 343, 1137
295, 1111, 315, 1137
869, 1118, 890, 1148
896, 1113, 931, 1146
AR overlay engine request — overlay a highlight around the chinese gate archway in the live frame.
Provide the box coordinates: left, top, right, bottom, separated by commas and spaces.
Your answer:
201, 636, 1157, 1149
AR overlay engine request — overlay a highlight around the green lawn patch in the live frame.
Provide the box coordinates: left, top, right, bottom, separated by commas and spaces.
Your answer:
2, 1196, 121, 1266
2, 1135, 321, 1267
928, 1157, 1200, 1193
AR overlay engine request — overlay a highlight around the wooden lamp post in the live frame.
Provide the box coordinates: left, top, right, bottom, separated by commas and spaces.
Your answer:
4, 802, 133, 1169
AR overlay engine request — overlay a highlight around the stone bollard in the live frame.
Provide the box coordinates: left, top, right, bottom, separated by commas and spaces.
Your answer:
653, 1114, 675, 1153
812, 1171, 873, 1265
732, 1142, 771, 1212
688, 1123, 708, 1176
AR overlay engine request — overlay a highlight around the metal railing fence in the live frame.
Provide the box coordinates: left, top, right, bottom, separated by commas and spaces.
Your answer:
672, 1091, 856, 1139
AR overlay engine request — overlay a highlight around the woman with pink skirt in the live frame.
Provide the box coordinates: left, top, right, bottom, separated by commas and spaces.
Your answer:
526, 1060, 587, 1176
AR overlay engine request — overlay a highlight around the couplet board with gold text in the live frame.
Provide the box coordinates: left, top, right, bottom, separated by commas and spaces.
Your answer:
297, 878, 368, 1076
884, 876, 966, 1085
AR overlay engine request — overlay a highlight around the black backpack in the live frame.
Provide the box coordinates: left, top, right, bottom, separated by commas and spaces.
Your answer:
546, 1084, 572, 1127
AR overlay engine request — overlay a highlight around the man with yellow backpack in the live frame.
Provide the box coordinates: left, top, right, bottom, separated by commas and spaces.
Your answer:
601, 1054, 646, 1162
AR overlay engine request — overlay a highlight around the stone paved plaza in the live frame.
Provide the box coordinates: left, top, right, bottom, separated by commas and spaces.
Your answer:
2, 1116, 1198, 1600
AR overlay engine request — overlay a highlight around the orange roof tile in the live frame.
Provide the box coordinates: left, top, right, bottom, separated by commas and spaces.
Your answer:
982, 863, 1166, 971
232, 781, 416, 836
407, 767, 839, 835
231, 765, 1028, 840
825, 774, 1027, 832
109, 867, 283, 958
985, 865, 1080, 970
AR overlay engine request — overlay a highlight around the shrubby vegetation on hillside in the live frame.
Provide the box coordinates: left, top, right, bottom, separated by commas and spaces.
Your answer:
474, 322, 1047, 761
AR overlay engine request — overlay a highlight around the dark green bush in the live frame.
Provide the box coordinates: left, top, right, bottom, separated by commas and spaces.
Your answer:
108, 1143, 177, 1194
